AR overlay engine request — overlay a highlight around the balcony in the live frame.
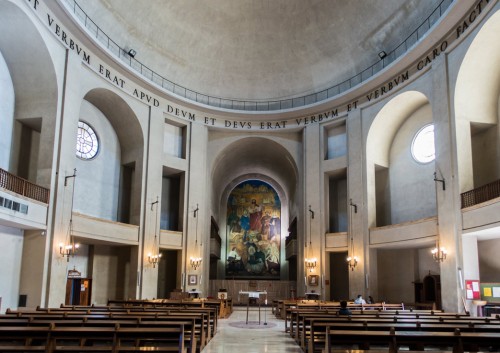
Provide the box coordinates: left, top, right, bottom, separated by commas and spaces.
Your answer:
461, 179, 500, 209
0, 168, 50, 204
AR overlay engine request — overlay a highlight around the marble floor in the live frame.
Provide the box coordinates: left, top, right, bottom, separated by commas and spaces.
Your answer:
202, 307, 303, 353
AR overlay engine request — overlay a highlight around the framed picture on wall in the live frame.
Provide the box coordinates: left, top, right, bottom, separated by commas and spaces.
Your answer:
188, 274, 198, 286
308, 275, 319, 286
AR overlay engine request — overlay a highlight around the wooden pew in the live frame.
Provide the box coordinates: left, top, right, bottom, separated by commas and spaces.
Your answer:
6, 307, 212, 350
0, 323, 189, 353
308, 320, 500, 353
324, 328, 500, 353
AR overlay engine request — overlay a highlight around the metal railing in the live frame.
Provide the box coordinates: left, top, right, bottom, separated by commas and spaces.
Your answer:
461, 179, 500, 209
63, 0, 453, 111
0, 168, 50, 204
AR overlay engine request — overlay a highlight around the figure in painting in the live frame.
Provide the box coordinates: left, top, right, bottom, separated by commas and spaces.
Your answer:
240, 209, 250, 242
266, 242, 280, 274
260, 211, 272, 240
248, 199, 262, 231
227, 246, 243, 273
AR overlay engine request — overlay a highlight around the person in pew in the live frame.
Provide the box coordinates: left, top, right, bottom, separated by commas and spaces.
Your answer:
354, 294, 366, 304
367, 296, 374, 304
338, 300, 352, 315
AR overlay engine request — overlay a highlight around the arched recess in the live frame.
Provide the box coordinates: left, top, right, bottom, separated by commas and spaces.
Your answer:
210, 137, 299, 280
0, 1, 58, 187
0, 1, 58, 311
366, 91, 433, 227
80, 88, 145, 225
455, 10, 500, 192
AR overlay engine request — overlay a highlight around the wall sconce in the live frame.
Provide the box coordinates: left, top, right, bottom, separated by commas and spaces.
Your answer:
347, 199, 358, 271
60, 169, 79, 261
148, 197, 161, 268
431, 243, 447, 262
190, 257, 202, 270
305, 257, 317, 272
127, 49, 137, 58
190, 204, 202, 270
148, 253, 162, 268
378, 51, 387, 60
59, 242, 80, 261
305, 205, 317, 273
434, 172, 446, 191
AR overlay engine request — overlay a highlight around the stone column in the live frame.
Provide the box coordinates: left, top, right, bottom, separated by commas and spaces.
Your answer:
347, 109, 368, 299
140, 106, 164, 299
184, 122, 209, 295
45, 52, 84, 307
303, 124, 323, 297
431, 55, 463, 312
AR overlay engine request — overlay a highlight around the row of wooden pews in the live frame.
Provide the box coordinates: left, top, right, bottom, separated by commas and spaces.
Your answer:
282, 303, 500, 353
0, 299, 225, 352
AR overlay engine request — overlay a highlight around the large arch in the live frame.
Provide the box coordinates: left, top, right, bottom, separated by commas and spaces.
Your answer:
0, 0, 58, 187
211, 136, 299, 215
82, 88, 145, 225
454, 10, 500, 192
366, 91, 432, 227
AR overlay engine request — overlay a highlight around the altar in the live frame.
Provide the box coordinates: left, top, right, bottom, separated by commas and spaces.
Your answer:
239, 290, 267, 324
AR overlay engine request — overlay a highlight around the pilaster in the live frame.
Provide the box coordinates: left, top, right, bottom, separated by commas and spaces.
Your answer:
431, 54, 464, 312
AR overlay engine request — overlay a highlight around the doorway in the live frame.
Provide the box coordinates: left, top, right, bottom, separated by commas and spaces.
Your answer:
157, 249, 180, 298
329, 251, 349, 301
65, 278, 92, 305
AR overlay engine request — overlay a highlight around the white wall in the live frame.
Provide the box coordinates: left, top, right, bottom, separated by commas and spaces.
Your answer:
73, 100, 121, 221
163, 122, 184, 158
478, 238, 500, 282
326, 124, 347, 160
0, 50, 14, 170
91, 245, 131, 304
0, 225, 23, 312
389, 105, 436, 224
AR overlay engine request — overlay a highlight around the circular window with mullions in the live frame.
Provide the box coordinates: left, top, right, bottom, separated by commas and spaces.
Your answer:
411, 124, 435, 164
76, 121, 99, 160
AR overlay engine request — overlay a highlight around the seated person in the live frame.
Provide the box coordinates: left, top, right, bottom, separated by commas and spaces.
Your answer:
354, 294, 366, 304
338, 300, 351, 315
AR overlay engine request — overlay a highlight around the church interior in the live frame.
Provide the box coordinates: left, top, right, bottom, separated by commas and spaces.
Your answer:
0, 0, 499, 351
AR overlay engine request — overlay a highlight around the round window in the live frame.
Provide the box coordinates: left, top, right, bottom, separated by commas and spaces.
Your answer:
411, 124, 435, 163
76, 121, 99, 160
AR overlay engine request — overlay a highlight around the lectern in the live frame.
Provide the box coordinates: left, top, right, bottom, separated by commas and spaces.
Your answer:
239, 290, 267, 324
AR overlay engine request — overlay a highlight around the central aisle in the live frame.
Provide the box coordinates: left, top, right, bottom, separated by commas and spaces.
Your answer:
202, 307, 303, 353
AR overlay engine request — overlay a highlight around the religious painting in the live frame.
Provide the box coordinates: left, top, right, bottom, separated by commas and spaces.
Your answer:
308, 275, 319, 286
226, 180, 281, 279
188, 274, 197, 285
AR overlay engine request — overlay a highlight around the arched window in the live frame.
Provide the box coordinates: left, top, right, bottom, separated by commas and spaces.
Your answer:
76, 121, 99, 160
411, 124, 435, 163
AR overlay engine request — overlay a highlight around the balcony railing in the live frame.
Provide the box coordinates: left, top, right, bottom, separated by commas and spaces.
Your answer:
0, 168, 50, 204
63, 0, 453, 111
461, 179, 500, 209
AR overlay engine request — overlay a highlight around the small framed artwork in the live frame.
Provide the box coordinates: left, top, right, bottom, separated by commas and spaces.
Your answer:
188, 274, 198, 286
308, 275, 319, 286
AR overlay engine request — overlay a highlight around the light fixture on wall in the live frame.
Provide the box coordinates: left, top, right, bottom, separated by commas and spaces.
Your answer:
305, 205, 317, 272
148, 196, 162, 268
59, 169, 80, 261
127, 49, 137, 58
378, 51, 387, 60
434, 171, 446, 191
190, 204, 202, 270
431, 241, 447, 262
432, 169, 447, 262
346, 199, 358, 271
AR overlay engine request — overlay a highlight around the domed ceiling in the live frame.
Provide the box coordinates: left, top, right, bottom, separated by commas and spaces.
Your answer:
75, 0, 442, 101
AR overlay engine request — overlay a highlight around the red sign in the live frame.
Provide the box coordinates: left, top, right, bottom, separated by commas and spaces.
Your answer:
465, 280, 480, 300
